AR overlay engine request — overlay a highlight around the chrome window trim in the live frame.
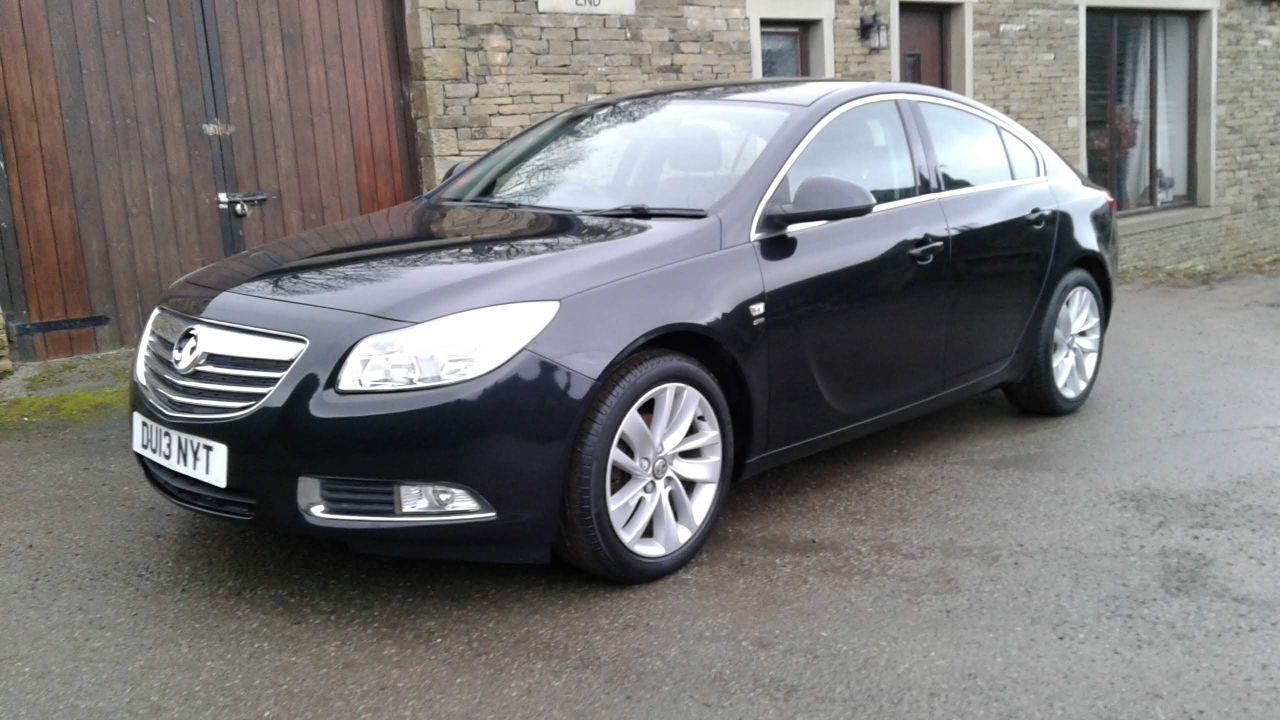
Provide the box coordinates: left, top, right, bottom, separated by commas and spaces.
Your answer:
750, 92, 1047, 241
135, 307, 309, 422
870, 177, 1050, 213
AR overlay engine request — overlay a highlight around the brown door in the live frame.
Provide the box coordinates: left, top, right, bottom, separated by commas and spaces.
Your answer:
0, 0, 415, 360
0, 0, 222, 357
900, 4, 950, 89
211, 0, 416, 251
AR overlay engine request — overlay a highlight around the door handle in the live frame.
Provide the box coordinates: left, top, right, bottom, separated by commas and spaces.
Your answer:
217, 191, 270, 218
1027, 207, 1051, 230
907, 238, 946, 265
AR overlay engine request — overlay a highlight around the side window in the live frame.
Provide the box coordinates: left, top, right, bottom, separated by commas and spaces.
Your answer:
769, 101, 919, 210
1001, 128, 1040, 180
918, 103, 1012, 190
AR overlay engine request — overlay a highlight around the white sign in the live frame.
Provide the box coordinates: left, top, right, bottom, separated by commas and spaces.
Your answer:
537, 0, 636, 14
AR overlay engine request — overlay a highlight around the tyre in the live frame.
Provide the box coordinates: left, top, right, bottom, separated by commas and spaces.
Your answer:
1003, 268, 1106, 416
558, 351, 733, 583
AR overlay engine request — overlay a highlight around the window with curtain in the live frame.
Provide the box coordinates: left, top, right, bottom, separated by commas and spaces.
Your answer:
1086, 11, 1195, 212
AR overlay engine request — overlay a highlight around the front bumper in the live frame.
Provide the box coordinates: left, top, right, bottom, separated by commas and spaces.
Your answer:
132, 296, 596, 564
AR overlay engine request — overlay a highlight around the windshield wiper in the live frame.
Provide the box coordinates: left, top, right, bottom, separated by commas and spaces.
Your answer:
442, 198, 574, 212
583, 205, 708, 219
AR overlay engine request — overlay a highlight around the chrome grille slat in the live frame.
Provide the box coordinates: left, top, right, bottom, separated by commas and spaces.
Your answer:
194, 364, 286, 379
143, 359, 272, 395
136, 309, 307, 420
151, 384, 257, 409
144, 356, 278, 390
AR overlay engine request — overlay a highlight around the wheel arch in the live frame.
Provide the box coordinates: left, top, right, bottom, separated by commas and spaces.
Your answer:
599, 326, 757, 480
1070, 252, 1113, 325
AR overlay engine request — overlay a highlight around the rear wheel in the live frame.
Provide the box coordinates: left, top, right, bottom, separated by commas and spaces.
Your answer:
1004, 268, 1106, 415
558, 351, 733, 583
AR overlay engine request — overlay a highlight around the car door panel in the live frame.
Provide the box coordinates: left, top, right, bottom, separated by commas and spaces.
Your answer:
909, 100, 1060, 389
937, 181, 1058, 385
757, 200, 951, 449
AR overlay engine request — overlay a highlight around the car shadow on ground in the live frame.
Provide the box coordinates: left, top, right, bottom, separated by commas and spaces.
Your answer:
147, 389, 1050, 612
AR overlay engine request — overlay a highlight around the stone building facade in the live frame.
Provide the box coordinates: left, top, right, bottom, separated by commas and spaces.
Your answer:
0, 0, 1274, 369
405, 0, 1280, 277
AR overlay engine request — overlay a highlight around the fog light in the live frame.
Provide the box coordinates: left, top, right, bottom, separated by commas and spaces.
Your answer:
397, 483, 487, 514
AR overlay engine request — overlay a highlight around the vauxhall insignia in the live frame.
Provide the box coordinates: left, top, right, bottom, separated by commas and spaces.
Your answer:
171, 327, 204, 375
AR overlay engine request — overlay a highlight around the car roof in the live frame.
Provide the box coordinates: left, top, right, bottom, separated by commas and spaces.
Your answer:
647, 80, 870, 106
603, 80, 960, 108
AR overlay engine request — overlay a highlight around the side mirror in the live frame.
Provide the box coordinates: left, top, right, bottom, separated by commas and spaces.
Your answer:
440, 160, 472, 184
763, 176, 877, 231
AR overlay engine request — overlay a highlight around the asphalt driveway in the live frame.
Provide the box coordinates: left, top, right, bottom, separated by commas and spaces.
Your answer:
2, 277, 1279, 719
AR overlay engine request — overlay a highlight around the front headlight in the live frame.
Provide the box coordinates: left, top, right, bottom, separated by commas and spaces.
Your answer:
336, 301, 559, 392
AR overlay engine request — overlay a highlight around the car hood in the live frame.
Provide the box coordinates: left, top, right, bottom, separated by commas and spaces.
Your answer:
169, 199, 722, 322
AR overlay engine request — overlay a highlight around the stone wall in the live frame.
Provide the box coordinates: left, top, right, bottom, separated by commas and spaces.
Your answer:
406, 0, 754, 187
834, 0, 891, 80
970, 0, 1081, 163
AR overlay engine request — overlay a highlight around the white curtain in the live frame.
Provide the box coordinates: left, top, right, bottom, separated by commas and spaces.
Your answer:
1119, 15, 1192, 209
1120, 21, 1151, 210
1155, 16, 1192, 205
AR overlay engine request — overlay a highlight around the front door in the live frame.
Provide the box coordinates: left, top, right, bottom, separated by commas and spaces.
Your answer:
755, 100, 951, 449
900, 4, 949, 88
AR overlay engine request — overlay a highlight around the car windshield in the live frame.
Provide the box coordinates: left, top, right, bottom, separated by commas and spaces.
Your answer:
438, 98, 792, 212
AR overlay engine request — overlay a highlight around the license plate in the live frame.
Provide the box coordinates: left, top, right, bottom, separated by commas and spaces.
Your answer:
132, 412, 229, 488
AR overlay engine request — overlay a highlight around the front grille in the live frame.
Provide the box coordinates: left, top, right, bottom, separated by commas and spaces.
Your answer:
144, 459, 256, 519
137, 308, 306, 420
317, 479, 398, 516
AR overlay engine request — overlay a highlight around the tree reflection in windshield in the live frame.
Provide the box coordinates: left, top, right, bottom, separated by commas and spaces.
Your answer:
442, 98, 791, 212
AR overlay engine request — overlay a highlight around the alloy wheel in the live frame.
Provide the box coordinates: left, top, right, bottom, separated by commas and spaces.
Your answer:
606, 382, 723, 558
1052, 286, 1102, 399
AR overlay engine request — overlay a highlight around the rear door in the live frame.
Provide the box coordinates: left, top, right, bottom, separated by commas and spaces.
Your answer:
756, 99, 951, 449
912, 100, 1058, 388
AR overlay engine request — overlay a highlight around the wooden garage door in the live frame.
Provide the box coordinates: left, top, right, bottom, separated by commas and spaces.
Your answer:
211, 0, 416, 250
0, 0, 415, 360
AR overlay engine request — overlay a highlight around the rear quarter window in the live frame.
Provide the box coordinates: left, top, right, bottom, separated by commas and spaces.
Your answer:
918, 103, 1013, 190
1001, 128, 1040, 180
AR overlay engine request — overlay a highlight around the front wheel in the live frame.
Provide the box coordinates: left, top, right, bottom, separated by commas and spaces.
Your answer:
1004, 268, 1106, 416
557, 351, 733, 583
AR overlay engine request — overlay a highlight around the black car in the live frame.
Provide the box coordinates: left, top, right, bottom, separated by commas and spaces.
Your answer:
131, 81, 1116, 583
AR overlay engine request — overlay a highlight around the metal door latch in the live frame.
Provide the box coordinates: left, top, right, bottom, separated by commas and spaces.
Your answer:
217, 191, 269, 218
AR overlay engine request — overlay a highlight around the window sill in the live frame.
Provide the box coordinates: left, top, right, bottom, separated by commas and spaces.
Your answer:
1117, 205, 1227, 235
